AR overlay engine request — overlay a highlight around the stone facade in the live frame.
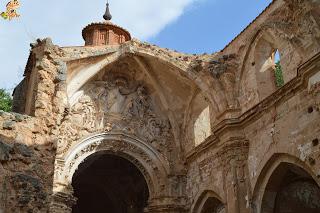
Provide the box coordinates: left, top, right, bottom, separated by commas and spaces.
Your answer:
1, 0, 320, 212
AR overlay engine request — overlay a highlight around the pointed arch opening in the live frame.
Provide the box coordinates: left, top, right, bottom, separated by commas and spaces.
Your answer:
239, 29, 303, 112
200, 197, 225, 213
260, 162, 320, 213
254, 38, 283, 100
192, 190, 225, 213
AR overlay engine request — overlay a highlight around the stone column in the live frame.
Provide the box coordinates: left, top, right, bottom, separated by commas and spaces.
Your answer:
50, 191, 76, 213
218, 137, 250, 213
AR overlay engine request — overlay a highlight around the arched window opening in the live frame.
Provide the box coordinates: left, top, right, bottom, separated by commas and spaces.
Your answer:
201, 197, 225, 213
194, 106, 211, 146
188, 92, 212, 147
254, 38, 278, 100
261, 163, 320, 213
186, 93, 212, 148
273, 49, 284, 88
253, 38, 286, 101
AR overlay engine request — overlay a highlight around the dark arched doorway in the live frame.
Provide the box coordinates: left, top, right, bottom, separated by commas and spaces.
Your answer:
72, 153, 149, 213
200, 197, 225, 213
261, 162, 320, 213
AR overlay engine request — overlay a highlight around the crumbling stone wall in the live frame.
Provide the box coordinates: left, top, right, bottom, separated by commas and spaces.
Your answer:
0, 111, 56, 213
1, 38, 67, 213
185, 0, 320, 213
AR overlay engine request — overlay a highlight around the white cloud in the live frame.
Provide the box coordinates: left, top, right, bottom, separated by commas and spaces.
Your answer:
0, 0, 203, 89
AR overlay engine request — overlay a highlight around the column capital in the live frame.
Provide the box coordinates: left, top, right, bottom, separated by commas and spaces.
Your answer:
218, 137, 249, 168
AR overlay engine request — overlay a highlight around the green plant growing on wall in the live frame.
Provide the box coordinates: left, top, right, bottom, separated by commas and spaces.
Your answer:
0, 89, 12, 112
275, 61, 284, 88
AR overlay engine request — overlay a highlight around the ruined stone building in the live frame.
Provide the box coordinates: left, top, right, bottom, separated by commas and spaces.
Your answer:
1, 0, 320, 212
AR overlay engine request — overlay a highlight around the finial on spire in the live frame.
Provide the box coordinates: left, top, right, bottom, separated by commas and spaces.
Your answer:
103, 1, 112, 21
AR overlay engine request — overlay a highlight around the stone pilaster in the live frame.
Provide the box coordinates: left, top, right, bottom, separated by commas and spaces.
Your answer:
218, 137, 250, 213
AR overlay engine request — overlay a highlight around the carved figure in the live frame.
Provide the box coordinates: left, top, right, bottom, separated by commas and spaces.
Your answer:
58, 71, 173, 155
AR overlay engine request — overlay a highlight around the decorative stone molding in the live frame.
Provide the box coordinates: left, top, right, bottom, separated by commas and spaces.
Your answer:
53, 133, 171, 203
217, 137, 250, 213
218, 137, 249, 170
50, 132, 191, 212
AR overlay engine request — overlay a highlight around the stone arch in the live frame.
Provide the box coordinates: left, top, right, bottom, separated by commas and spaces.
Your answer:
66, 46, 220, 119
53, 132, 170, 204
64, 48, 222, 169
191, 190, 225, 213
238, 28, 302, 111
252, 153, 320, 213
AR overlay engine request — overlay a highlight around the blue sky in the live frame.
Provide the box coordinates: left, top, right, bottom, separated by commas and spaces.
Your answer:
0, 0, 272, 90
150, 0, 272, 54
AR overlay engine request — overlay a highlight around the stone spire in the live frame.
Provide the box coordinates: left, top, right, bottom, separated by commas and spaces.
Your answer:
103, 2, 112, 21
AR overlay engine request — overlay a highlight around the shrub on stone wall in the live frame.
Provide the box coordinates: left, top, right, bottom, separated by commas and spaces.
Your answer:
0, 89, 12, 112
275, 61, 285, 88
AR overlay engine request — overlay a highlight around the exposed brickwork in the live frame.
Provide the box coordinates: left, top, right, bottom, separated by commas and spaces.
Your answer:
82, 22, 131, 46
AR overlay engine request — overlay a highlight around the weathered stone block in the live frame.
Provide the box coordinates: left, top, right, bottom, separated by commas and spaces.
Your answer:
0, 140, 13, 162
14, 143, 33, 158
2, 121, 16, 130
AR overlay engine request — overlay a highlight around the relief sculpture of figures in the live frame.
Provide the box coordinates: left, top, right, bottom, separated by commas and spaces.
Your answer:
64, 65, 173, 154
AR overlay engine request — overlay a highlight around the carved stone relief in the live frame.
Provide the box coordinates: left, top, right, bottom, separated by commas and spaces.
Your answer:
53, 132, 174, 207
66, 138, 159, 196
57, 62, 174, 160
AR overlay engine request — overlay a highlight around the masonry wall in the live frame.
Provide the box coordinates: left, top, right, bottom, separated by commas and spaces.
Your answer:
0, 38, 67, 213
0, 112, 55, 212
185, 0, 320, 212
186, 57, 320, 213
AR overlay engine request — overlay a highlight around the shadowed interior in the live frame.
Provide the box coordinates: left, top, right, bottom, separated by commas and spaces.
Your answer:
72, 153, 149, 213
201, 197, 225, 213
262, 163, 320, 213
